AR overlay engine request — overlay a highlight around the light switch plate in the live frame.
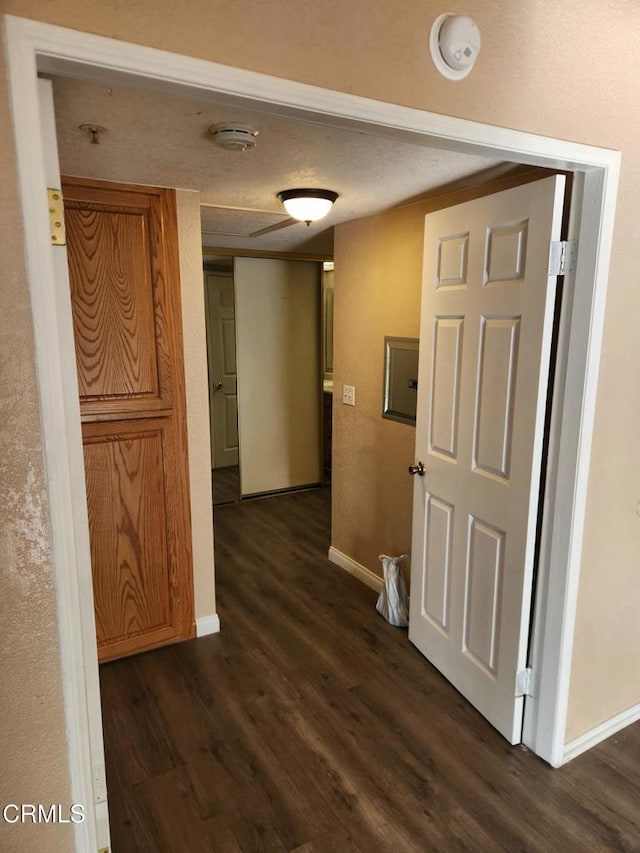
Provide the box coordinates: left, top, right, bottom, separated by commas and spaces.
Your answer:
342, 384, 356, 406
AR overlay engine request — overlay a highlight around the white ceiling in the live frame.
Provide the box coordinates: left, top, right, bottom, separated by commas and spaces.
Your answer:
51, 76, 504, 254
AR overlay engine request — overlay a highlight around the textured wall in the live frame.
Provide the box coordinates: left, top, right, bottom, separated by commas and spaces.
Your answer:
1, 6, 639, 816
332, 206, 423, 576
175, 190, 217, 622
0, 33, 74, 853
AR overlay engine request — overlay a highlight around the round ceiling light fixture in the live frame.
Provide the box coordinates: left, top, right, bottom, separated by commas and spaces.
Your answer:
277, 188, 339, 225
430, 13, 481, 80
209, 122, 258, 151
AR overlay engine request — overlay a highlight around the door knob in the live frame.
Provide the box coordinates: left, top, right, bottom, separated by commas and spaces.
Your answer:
213, 382, 223, 392
408, 461, 425, 476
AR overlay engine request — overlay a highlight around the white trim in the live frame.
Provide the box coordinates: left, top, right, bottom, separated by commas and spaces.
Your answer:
3, 17, 619, 172
196, 613, 221, 637
328, 547, 383, 592
562, 702, 640, 765
4, 34, 102, 852
36, 76, 110, 847
1, 17, 621, 830
522, 165, 620, 766
95, 801, 110, 851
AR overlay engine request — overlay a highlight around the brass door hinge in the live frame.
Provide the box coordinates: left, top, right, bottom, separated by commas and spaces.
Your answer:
48, 187, 66, 246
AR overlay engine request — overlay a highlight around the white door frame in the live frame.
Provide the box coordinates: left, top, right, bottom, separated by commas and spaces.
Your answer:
4, 14, 620, 851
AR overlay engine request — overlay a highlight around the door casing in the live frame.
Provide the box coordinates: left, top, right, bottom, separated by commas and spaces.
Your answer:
204, 270, 240, 470
4, 15, 620, 853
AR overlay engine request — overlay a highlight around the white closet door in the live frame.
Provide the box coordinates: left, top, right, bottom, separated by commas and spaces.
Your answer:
235, 257, 321, 496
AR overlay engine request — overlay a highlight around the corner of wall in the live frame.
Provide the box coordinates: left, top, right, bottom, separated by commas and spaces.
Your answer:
330, 208, 422, 580
175, 189, 216, 620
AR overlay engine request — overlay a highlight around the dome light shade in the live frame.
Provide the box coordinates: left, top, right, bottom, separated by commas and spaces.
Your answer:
277, 188, 339, 225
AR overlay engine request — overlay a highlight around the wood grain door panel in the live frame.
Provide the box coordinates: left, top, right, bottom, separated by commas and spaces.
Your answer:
64, 181, 175, 418
83, 419, 191, 661
66, 204, 160, 403
64, 177, 195, 662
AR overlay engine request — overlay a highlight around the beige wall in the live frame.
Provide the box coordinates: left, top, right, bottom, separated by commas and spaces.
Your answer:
0, 33, 74, 853
332, 205, 423, 575
235, 257, 321, 495
1, 8, 638, 827
176, 189, 217, 621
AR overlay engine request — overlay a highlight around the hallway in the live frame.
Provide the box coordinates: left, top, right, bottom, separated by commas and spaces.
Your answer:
100, 488, 640, 852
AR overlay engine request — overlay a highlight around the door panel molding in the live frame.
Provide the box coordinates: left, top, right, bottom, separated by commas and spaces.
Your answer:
473, 315, 521, 480
423, 494, 454, 633
463, 515, 505, 676
429, 316, 464, 460
82, 416, 194, 659
64, 178, 179, 416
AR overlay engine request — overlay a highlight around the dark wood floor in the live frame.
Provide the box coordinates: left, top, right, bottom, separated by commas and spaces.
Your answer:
212, 465, 241, 506
101, 487, 640, 852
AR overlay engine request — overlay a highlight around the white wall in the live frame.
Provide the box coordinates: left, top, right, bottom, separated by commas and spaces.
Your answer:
235, 257, 321, 496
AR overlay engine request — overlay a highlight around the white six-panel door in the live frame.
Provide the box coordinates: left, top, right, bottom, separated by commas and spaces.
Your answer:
409, 176, 566, 743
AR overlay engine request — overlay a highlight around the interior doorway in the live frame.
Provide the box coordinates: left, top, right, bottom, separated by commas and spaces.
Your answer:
203, 252, 328, 506
5, 15, 620, 850
203, 255, 241, 506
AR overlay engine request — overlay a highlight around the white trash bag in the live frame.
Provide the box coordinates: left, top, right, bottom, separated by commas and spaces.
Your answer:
376, 553, 409, 627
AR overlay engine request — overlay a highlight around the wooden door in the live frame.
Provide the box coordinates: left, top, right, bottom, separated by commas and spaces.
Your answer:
409, 176, 565, 743
204, 271, 239, 468
63, 177, 195, 662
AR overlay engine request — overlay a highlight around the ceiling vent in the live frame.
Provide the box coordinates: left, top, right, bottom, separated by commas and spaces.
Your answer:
209, 122, 258, 151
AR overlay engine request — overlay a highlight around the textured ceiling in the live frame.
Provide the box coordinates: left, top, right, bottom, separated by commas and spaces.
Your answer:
200, 206, 288, 239
51, 76, 503, 254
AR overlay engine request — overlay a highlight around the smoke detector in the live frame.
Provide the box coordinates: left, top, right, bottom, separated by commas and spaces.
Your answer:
430, 14, 481, 80
209, 122, 258, 151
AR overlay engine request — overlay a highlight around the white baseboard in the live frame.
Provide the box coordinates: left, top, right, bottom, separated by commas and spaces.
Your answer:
196, 613, 221, 637
95, 799, 110, 852
328, 546, 383, 592
562, 701, 640, 764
